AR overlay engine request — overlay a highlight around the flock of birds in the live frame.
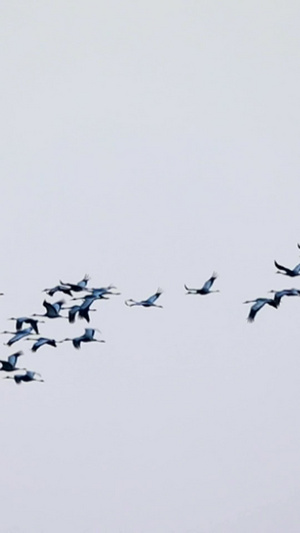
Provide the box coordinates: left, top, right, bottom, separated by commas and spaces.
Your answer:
2, 245, 300, 384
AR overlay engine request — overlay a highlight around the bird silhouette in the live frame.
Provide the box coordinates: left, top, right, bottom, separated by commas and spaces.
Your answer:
59, 275, 90, 293
60, 328, 105, 349
43, 284, 73, 297
0, 351, 24, 372
184, 273, 219, 295
268, 288, 300, 306
243, 297, 278, 322
8, 317, 44, 334
4, 370, 44, 384
125, 289, 163, 308
274, 260, 300, 277
25, 337, 57, 352
32, 300, 66, 319
2, 327, 34, 346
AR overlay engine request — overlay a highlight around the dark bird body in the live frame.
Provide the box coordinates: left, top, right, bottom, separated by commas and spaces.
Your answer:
27, 337, 57, 352
60, 328, 105, 349
2, 327, 34, 346
125, 289, 163, 308
184, 273, 219, 295
244, 297, 278, 322
269, 288, 300, 306
59, 275, 89, 293
43, 284, 73, 297
4, 370, 44, 384
32, 300, 66, 319
0, 351, 23, 372
8, 317, 44, 334
274, 260, 300, 277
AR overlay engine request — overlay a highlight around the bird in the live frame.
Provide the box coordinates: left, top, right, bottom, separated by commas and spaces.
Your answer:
4, 370, 44, 384
184, 272, 219, 295
268, 288, 300, 306
43, 284, 73, 297
60, 328, 105, 349
25, 337, 57, 352
63, 298, 97, 323
125, 288, 163, 308
1, 327, 34, 346
8, 317, 44, 334
274, 260, 300, 277
59, 274, 90, 293
87, 285, 121, 298
32, 299, 66, 319
243, 297, 279, 322
0, 351, 24, 372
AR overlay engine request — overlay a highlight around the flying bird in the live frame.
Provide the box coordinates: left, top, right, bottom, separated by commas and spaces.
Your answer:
274, 260, 300, 277
268, 288, 300, 306
184, 272, 219, 295
60, 328, 105, 349
243, 297, 278, 322
59, 275, 90, 293
0, 351, 24, 372
125, 288, 163, 308
2, 327, 34, 346
4, 370, 44, 384
43, 284, 73, 297
8, 317, 44, 334
32, 300, 66, 319
26, 337, 57, 352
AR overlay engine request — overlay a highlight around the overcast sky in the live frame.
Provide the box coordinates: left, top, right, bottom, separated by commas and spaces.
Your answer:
1, 1, 300, 532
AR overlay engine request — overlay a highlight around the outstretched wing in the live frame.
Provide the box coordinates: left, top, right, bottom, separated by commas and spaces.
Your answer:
147, 289, 163, 304
274, 260, 290, 274
201, 273, 218, 292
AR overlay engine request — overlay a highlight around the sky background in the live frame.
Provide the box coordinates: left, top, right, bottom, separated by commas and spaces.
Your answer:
1, 1, 300, 532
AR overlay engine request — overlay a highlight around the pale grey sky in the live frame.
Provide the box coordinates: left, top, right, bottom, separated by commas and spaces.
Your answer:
1, 1, 300, 532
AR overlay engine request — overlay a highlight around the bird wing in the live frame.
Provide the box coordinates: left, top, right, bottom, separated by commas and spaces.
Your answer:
43, 300, 54, 314
201, 273, 217, 292
7, 351, 23, 366
274, 260, 290, 274
147, 289, 163, 304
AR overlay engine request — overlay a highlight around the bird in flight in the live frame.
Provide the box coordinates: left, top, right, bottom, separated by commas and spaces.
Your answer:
4, 370, 44, 384
0, 351, 24, 372
184, 272, 219, 295
59, 328, 105, 349
125, 288, 163, 308
59, 274, 90, 293
268, 288, 300, 306
243, 297, 278, 322
32, 300, 66, 319
8, 317, 44, 334
274, 260, 300, 277
25, 337, 57, 352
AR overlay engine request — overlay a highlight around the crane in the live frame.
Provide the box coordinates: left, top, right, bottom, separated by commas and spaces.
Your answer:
0, 351, 24, 372
43, 284, 73, 297
4, 370, 44, 384
274, 260, 300, 277
184, 272, 219, 295
1, 326, 34, 346
25, 337, 57, 352
60, 328, 105, 349
59, 274, 90, 293
125, 288, 163, 308
268, 288, 300, 306
8, 317, 44, 334
243, 297, 278, 322
32, 300, 66, 319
